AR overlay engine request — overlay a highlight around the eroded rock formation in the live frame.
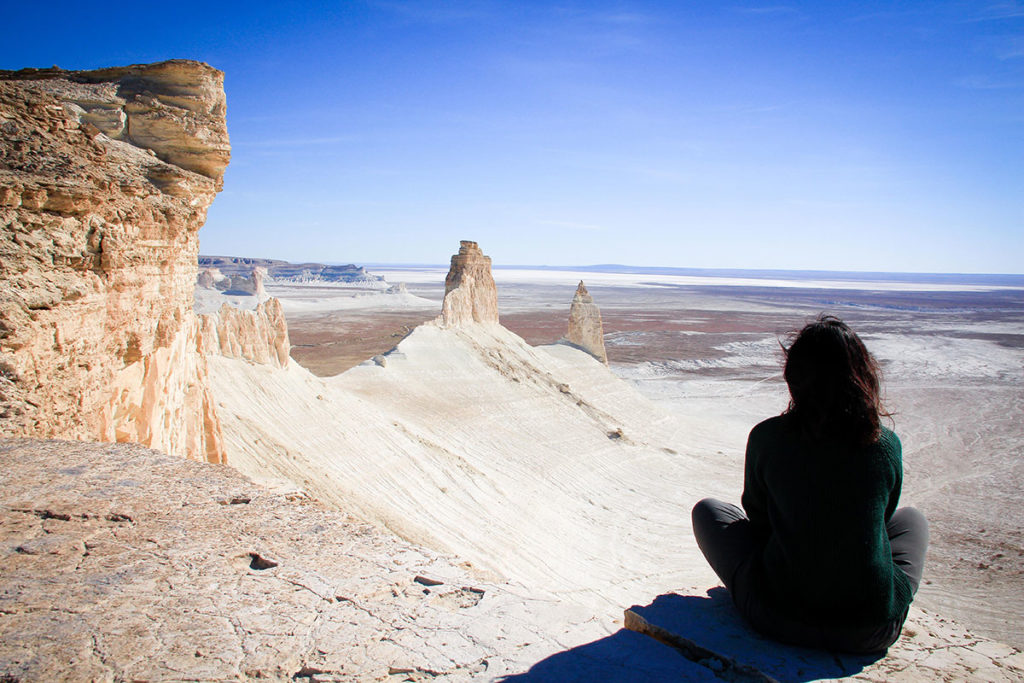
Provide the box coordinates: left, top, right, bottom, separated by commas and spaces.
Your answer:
199, 299, 290, 368
441, 240, 499, 326
566, 281, 608, 364
0, 60, 229, 462
197, 265, 268, 297
199, 255, 386, 287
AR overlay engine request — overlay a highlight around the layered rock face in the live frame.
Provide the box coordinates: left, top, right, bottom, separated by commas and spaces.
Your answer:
566, 281, 608, 364
199, 255, 386, 287
199, 299, 290, 368
197, 265, 268, 297
0, 60, 229, 462
441, 240, 499, 326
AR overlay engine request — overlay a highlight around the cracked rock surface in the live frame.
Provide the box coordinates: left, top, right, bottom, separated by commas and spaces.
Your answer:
0, 438, 617, 681
3, 437, 1022, 681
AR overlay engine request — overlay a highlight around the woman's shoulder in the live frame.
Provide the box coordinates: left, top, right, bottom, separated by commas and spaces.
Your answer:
875, 425, 902, 462
877, 425, 901, 451
749, 414, 791, 443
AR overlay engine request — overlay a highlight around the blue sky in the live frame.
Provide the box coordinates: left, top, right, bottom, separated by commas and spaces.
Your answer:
4, 1, 1023, 272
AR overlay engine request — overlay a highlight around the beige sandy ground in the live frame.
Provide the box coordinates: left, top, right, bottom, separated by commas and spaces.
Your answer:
208, 316, 1024, 680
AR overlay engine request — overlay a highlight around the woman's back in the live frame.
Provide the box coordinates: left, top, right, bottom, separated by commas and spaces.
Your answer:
742, 415, 912, 627
692, 315, 929, 653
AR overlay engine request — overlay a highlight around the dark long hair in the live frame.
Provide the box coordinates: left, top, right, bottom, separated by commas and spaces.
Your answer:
782, 315, 889, 444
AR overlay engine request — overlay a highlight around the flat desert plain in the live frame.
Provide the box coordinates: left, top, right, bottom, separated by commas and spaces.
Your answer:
271, 265, 1024, 649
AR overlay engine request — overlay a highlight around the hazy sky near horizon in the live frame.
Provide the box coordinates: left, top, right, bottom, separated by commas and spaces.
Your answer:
4, 1, 1023, 273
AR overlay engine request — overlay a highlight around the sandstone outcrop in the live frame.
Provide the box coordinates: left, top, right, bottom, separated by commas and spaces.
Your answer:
440, 240, 499, 326
199, 298, 290, 368
3, 60, 230, 184
0, 60, 229, 462
566, 281, 608, 364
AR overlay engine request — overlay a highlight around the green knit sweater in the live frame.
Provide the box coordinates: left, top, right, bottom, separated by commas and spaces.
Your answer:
741, 414, 914, 627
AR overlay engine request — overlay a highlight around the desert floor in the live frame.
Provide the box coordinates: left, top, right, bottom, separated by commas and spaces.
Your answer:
272, 266, 1024, 649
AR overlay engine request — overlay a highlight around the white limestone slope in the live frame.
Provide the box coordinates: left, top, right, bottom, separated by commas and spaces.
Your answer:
210, 319, 736, 613
207, 298, 1024, 679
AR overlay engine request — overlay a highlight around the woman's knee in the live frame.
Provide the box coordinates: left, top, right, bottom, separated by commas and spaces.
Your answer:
691, 497, 722, 528
889, 507, 929, 543
889, 507, 929, 595
692, 498, 746, 527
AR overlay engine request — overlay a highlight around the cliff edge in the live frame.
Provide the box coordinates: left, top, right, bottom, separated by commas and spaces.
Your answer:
0, 60, 229, 461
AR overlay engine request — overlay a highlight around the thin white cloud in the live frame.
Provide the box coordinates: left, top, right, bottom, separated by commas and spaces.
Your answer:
967, 2, 1024, 21
366, 0, 496, 23
592, 12, 650, 26
239, 136, 360, 148
537, 219, 605, 232
731, 5, 802, 17
954, 75, 1024, 90
997, 37, 1024, 60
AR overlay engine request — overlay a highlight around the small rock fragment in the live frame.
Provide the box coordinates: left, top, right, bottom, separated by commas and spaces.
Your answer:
414, 575, 443, 586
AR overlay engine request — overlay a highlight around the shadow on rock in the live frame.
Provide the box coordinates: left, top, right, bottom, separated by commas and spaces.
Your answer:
498, 627, 719, 682
502, 587, 883, 682
630, 588, 883, 681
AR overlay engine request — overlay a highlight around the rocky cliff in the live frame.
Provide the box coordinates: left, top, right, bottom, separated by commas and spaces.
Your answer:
566, 280, 608, 364
199, 299, 290, 368
0, 60, 229, 462
440, 240, 499, 326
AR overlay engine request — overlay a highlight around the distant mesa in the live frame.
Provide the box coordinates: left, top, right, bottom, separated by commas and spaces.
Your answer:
197, 265, 267, 297
198, 255, 386, 288
441, 240, 499, 326
566, 281, 608, 364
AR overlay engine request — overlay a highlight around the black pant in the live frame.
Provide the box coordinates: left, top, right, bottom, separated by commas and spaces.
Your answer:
691, 498, 929, 653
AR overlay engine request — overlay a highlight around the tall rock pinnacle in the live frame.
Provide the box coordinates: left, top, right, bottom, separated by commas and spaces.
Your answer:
441, 241, 499, 326
566, 281, 608, 364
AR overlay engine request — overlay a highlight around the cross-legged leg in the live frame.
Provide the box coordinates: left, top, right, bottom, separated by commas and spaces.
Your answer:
888, 506, 929, 595
691, 498, 758, 593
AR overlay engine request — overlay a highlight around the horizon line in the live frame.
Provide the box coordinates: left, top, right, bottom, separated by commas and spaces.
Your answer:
198, 254, 1024, 279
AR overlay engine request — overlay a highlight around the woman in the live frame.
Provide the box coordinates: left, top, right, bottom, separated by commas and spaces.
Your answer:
692, 315, 928, 653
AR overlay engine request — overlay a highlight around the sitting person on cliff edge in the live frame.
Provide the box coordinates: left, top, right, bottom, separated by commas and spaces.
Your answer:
692, 315, 928, 654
